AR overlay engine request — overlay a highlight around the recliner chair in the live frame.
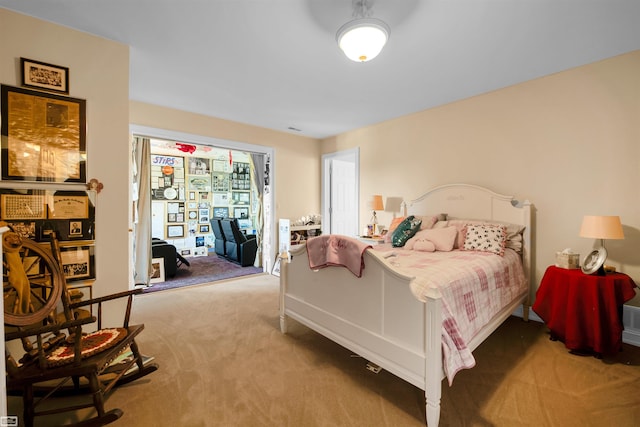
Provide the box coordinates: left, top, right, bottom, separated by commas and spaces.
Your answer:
210, 218, 226, 257
220, 218, 258, 267
151, 238, 190, 278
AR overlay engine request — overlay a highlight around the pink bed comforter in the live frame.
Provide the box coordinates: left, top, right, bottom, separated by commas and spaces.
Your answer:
372, 245, 527, 384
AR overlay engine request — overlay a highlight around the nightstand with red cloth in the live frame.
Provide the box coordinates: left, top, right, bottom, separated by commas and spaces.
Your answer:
533, 266, 637, 356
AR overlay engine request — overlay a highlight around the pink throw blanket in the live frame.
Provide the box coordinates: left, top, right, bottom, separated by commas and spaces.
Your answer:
306, 235, 372, 277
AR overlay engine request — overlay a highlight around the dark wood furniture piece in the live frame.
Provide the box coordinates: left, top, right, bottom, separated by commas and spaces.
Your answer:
220, 218, 258, 267
3, 231, 158, 426
532, 265, 637, 356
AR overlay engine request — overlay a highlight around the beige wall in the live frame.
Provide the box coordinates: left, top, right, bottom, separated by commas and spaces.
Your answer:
130, 101, 322, 227
322, 50, 640, 305
0, 9, 131, 317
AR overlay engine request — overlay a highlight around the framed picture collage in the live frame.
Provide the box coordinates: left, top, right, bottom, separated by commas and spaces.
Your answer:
150, 153, 254, 257
0, 188, 96, 283
0, 62, 97, 287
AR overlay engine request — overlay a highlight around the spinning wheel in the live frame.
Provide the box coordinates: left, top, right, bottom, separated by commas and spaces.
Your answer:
3, 229, 159, 427
3, 229, 65, 326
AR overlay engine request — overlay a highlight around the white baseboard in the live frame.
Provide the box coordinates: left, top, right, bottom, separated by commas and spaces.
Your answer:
622, 305, 640, 347
512, 305, 640, 348
512, 305, 543, 323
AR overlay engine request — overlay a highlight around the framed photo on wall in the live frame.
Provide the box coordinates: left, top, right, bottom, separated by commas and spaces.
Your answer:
1, 85, 86, 183
59, 244, 95, 282
213, 207, 228, 218
167, 224, 185, 238
188, 157, 210, 175
0, 194, 47, 220
20, 58, 69, 94
198, 208, 209, 223
234, 207, 249, 219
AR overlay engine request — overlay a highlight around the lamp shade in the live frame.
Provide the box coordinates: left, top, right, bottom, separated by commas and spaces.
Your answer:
384, 197, 403, 213
579, 215, 624, 239
370, 195, 384, 211
336, 18, 390, 62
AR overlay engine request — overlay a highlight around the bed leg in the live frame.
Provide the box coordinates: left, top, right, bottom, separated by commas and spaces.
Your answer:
426, 400, 441, 427
522, 291, 531, 322
424, 296, 442, 426
522, 303, 530, 322
279, 254, 288, 334
280, 312, 288, 334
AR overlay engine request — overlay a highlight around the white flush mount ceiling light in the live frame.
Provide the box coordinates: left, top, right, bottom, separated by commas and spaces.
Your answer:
336, 0, 390, 62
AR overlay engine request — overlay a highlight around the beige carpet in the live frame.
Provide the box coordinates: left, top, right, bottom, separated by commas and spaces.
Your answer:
8, 274, 640, 426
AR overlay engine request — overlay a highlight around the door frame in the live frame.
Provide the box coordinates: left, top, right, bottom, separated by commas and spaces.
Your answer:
322, 148, 359, 236
130, 124, 275, 273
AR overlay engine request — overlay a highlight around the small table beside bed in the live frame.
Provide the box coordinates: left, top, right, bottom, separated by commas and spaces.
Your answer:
278, 183, 532, 427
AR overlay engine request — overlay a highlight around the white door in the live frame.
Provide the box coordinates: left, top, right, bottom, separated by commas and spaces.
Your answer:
322, 148, 359, 236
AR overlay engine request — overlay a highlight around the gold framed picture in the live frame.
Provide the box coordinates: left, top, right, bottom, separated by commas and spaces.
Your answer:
1, 85, 86, 183
0, 194, 47, 220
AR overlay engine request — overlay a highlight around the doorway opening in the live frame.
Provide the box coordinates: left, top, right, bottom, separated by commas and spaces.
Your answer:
322, 148, 359, 237
131, 125, 274, 291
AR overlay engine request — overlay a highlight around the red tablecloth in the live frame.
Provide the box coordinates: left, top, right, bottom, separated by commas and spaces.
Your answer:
532, 266, 637, 355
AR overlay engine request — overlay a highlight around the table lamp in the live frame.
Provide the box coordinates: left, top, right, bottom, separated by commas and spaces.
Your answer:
369, 195, 384, 236
579, 215, 624, 275
384, 196, 403, 219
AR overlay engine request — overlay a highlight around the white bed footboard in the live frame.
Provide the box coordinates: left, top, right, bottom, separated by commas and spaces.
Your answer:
280, 246, 439, 388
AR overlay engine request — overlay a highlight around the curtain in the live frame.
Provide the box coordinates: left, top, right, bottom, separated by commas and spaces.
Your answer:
132, 136, 153, 285
250, 153, 266, 267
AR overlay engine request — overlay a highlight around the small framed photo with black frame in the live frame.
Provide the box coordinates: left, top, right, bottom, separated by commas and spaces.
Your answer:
199, 224, 210, 234
59, 244, 95, 282
69, 220, 83, 237
21, 57, 69, 94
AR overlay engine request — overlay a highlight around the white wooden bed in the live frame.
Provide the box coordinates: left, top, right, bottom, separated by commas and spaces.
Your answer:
278, 183, 532, 426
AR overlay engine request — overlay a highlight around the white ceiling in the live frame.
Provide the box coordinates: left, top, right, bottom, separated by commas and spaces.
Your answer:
1, 0, 638, 139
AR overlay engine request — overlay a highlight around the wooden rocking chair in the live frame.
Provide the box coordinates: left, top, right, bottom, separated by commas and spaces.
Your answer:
3, 229, 158, 426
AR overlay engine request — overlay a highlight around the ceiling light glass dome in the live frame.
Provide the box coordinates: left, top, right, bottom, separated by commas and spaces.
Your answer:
336, 18, 390, 62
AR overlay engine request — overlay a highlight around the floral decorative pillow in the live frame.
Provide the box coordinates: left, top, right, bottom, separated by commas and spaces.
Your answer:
391, 215, 422, 247
461, 224, 507, 256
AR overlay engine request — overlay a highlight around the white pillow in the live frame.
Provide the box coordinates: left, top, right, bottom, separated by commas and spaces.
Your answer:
405, 226, 457, 252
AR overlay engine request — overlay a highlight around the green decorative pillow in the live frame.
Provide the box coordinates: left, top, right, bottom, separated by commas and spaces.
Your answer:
391, 215, 422, 247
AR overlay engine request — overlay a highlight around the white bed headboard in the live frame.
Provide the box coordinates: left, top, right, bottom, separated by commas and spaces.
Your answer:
405, 183, 530, 225
404, 183, 533, 292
